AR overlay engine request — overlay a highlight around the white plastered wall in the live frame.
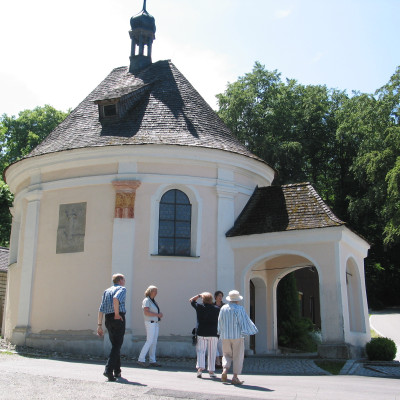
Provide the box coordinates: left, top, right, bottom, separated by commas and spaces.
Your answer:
29, 184, 115, 332
4, 145, 273, 355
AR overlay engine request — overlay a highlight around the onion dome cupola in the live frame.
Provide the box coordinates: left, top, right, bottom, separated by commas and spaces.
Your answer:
129, 0, 156, 74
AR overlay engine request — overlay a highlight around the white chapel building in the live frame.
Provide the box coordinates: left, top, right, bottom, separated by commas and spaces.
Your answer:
3, 4, 370, 359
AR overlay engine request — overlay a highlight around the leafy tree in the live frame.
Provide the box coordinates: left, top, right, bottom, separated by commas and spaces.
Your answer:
0, 105, 69, 246
217, 63, 285, 169
0, 105, 69, 166
217, 63, 350, 207
0, 181, 12, 247
338, 68, 400, 307
217, 62, 400, 307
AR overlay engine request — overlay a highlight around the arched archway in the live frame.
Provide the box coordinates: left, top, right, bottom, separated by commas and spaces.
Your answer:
276, 267, 321, 352
243, 251, 322, 354
346, 258, 366, 333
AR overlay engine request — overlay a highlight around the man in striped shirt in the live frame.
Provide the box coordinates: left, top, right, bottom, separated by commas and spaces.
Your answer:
97, 273, 126, 381
217, 290, 258, 385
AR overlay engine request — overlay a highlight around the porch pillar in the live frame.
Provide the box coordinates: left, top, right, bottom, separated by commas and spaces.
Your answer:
12, 189, 42, 345
317, 243, 349, 358
266, 269, 279, 353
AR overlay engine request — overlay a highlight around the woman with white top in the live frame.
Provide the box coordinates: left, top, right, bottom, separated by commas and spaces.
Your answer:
137, 285, 163, 367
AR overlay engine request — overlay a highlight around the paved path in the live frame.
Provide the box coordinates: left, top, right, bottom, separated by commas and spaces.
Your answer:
0, 353, 399, 400
159, 355, 328, 375
370, 308, 400, 361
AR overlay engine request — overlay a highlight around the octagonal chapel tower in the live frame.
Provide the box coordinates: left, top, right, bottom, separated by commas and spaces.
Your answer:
3, 2, 370, 359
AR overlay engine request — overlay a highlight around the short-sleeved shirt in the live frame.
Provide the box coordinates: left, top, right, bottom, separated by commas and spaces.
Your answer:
191, 301, 220, 337
142, 297, 159, 322
217, 302, 258, 339
99, 284, 126, 314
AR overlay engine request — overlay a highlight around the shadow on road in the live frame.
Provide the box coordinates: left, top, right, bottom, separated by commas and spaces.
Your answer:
221, 382, 274, 392
115, 377, 147, 386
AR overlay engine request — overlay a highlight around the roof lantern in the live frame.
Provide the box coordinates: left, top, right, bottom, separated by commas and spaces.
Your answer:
129, 0, 156, 74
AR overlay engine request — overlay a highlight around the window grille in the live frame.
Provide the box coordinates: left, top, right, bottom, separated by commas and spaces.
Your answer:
158, 189, 191, 256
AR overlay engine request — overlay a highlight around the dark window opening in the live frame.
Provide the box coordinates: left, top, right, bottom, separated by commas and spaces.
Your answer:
158, 189, 191, 256
103, 104, 117, 117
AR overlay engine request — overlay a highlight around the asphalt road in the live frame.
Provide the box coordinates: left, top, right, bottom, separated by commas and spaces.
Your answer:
370, 308, 400, 361
0, 353, 399, 400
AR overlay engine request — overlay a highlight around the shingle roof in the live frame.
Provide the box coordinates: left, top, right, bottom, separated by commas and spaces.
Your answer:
0, 247, 9, 272
27, 60, 264, 163
226, 183, 345, 237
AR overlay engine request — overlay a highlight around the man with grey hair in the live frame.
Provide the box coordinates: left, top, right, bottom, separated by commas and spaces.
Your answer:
97, 273, 126, 381
217, 290, 258, 385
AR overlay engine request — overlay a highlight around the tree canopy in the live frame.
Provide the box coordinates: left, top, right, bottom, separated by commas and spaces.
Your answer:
0, 105, 69, 247
217, 63, 400, 307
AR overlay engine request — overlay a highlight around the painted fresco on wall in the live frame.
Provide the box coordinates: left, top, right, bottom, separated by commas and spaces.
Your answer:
56, 203, 87, 253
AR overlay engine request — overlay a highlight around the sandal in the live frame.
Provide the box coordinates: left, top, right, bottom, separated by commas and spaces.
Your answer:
221, 372, 228, 382
209, 372, 217, 379
197, 369, 202, 378
149, 362, 162, 367
231, 377, 244, 385
137, 361, 149, 368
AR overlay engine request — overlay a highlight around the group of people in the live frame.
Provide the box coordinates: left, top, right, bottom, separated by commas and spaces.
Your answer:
97, 273, 258, 385
190, 289, 258, 385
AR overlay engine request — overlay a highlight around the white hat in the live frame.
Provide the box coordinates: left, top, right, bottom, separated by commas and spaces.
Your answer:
226, 290, 243, 302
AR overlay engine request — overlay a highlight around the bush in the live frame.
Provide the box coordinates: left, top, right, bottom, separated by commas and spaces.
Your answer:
278, 317, 317, 352
366, 337, 397, 361
277, 273, 318, 352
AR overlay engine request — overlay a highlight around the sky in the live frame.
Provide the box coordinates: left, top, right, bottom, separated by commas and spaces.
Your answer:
0, 0, 399, 117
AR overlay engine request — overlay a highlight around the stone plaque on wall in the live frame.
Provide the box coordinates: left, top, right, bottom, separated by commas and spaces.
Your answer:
56, 202, 87, 254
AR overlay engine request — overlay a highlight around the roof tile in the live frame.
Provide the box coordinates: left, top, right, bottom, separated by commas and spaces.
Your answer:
226, 183, 345, 237
27, 61, 264, 163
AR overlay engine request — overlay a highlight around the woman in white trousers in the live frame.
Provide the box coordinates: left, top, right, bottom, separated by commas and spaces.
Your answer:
138, 285, 163, 367
190, 292, 221, 378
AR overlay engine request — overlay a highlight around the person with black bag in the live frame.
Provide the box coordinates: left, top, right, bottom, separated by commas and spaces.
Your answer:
137, 285, 163, 367
189, 292, 220, 379
192, 327, 198, 345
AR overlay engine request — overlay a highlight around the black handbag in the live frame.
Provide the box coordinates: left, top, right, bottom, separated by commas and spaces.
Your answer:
192, 328, 197, 346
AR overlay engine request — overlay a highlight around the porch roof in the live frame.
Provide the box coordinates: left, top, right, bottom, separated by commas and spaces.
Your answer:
226, 183, 345, 237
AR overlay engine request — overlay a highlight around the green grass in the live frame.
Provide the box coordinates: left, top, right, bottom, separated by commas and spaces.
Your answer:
0, 350, 14, 356
371, 329, 381, 338
314, 360, 346, 375
369, 314, 382, 338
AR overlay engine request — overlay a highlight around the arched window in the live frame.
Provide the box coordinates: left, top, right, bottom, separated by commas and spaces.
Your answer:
158, 189, 192, 256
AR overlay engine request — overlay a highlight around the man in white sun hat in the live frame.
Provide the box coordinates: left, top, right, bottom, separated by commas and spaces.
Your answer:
217, 290, 258, 385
